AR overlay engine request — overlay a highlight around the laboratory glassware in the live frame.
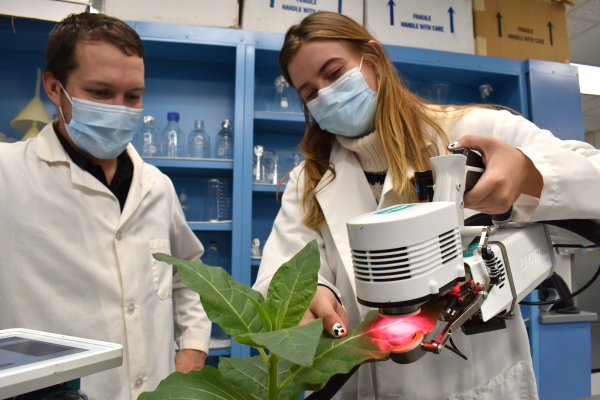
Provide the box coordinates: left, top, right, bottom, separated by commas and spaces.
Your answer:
188, 119, 211, 159
254, 77, 266, 112
218, 179, 232, 221
265, 150, 281, 185
216, 119, 234, 159
207, 179, 220, 222
427, 82, 451, 104
179, 188, 190, 221
136, 116, 159, 157
273, 75, 293, 113
160, 112, 186, 158
292, 152, 303, 168
252, 145, 267, 183
251, 238, 262, 258
479, 84, 494, 104
206, 240, 219, 266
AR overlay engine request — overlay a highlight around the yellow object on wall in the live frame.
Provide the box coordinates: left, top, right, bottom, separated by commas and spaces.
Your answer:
11, 68, 51, 141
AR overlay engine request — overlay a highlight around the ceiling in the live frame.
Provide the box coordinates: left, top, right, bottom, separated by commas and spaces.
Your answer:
567, 0, 600, 138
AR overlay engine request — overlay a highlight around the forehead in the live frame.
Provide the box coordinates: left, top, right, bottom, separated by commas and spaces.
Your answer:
288, 40, 355, 86
71, 40, 144, 81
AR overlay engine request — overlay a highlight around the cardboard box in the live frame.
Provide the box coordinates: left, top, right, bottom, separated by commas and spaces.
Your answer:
0, 0, 87, 22
104, 0, 239, 29
473, 0, 571, 63
364, 0, 474, 54
241, 0, 364, 34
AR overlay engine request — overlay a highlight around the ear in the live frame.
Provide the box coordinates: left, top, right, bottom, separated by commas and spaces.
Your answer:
43, 71, 63, 108
367, 40, 384, 76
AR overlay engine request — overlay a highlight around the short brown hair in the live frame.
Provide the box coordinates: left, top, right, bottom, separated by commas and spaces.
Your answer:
46, 12, 144, 85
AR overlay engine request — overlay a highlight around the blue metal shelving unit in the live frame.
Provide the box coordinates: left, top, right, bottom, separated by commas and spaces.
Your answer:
0, 15, 586, 392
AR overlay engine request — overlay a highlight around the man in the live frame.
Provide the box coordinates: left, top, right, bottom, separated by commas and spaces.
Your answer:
0, 12, 210, 399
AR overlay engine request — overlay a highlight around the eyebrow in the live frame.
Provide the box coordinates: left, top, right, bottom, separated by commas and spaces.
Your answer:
84, 80, 145, 91
296, 57, 344, 95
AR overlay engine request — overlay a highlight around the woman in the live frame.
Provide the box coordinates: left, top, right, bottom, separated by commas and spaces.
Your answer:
254, 12, 600, 400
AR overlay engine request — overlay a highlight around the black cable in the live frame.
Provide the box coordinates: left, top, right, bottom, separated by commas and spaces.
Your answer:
444, 344, 468, 360
448, 337, 468, 360
521, 219, 600, 306
305, 365, 360, 400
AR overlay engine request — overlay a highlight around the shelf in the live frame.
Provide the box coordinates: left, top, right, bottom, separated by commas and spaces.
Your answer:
187, 222, 232, 231
251, 258, 261, 266
143, 157, 233, 176
252, 183, 286, 197
208, 347, 231, 357
253, 112, 305, 135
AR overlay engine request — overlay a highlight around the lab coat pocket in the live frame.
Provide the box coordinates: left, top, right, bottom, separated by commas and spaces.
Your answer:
449, 361, 529, 400
149, 239, 173, 300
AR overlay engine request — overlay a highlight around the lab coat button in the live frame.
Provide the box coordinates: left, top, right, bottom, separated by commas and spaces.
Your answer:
115, 231, 123, 240
127, 303, 135, 314
134, 378, 143, 388
359, 389, 369, 397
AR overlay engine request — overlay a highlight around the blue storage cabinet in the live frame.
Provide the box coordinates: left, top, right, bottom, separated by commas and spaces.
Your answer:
0, 15, 590, 394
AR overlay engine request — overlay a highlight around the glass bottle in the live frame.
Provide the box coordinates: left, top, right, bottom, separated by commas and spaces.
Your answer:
179, 188, 190, 221
218, 179, 232, 221
161, 112, 186, 158
207, 179, 220, 222
216, 119, 234, 159
273, 75, 293, 113
188, 119, 211, 159
136, 116, 159, 157
206, 240, 219, 266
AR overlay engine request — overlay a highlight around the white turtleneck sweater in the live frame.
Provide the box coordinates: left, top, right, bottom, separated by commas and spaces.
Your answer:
336, 132, 388, 203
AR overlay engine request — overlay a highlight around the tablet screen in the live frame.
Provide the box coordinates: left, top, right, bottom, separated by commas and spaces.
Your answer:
0, 337, 87, 370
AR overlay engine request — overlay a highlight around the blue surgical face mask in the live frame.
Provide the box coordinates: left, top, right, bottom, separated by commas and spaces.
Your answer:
307, 58, 377, 138
59, 84, 142, 159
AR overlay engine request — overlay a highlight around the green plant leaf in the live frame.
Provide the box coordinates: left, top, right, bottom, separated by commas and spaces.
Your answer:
264, 240, 320, 330
229, 288, 273, 331
153, 253, 264, 336
138, 366, 253, 400
289, 300, 445, 385
234, 319, 323, 366
218, 356, 322, 400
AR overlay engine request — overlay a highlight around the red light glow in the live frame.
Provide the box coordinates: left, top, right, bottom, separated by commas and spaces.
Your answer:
364, 300, 445, 352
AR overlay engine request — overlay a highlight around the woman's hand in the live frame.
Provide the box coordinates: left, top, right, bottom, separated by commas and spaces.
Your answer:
448, 135, 543, 214
300, 286, 349, 338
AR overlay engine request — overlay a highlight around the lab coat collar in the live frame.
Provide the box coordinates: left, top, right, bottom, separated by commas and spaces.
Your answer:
37, 122, 113, 197
37, 122, 156, 223
315, 141, 377, 295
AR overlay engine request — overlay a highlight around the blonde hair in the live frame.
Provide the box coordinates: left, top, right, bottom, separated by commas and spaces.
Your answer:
279, 12, 453, 229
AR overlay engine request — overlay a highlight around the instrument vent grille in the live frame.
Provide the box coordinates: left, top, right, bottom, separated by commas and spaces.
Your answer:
352, 228, 461, 282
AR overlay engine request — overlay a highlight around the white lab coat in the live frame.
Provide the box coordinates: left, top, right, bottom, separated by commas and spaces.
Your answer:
0, 123, 211, 400
255, 108, 600, 400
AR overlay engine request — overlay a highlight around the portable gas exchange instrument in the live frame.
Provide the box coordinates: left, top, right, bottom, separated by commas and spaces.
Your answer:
346, 148, 600, 365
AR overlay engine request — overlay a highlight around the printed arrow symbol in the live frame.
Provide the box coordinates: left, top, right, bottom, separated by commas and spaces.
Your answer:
496, 12, 502, 37
270, 0, 274, 7
548, 21, 554, 45
339, 0, 342, 13
388, 0, 396, 26
448, 7, 455, 33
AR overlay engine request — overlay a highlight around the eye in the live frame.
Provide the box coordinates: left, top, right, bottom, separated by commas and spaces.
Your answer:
305, 90, 318, 102
89, 89, 108, 97
127, 94, 141, 102
328, 68, 342, 80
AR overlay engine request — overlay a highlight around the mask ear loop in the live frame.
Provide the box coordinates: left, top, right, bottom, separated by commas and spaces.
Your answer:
58, 82, 73, 126
359, 56, 364, 71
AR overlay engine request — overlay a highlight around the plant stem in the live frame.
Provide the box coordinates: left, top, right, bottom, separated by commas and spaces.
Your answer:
258, 348, 269, 365
268, 352, 279, 400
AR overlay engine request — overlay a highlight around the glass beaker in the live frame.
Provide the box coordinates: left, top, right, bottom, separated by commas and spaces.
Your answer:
265, 150, 281, 185
207, 179, 220, 222
254, 77, 266, 112
179, 188, 190, 221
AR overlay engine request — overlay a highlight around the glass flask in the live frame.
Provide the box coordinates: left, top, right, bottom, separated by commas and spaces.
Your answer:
160, 112, 186, 158
207, 179, 220, 222
216, 119, 234, 159
179, 188, 190, 221
252, 145, 267, 183
188, 119, 211, 159
251, 238, 262, 258
273, 75, 293, 113
136, 116, 159, 157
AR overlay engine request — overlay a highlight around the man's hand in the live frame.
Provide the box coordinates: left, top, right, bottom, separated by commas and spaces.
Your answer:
175, 349, 207, 374
299, 286, 349, 338
449, 135, 544, 214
